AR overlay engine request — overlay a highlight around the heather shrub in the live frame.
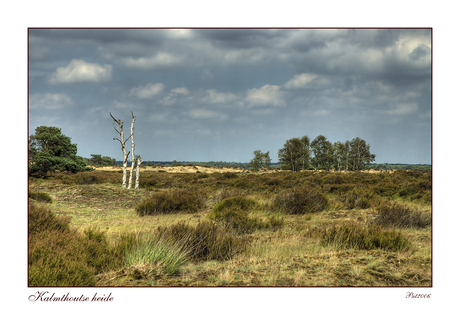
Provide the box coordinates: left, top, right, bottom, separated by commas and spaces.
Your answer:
213, 186, 247, 204
213, 196, 257, 212
29, 230, 98, 286
266, 177, 282, 186
271, 188, 328, 214
319, 222, 411, 251
75, 173, 101, 184
373, 202, 431, 229
209, 197, 265, 234
28, 201, 70, 235
135, 189, 205, 216
341, 187, 374, 209
28, 203, 135, 286
28, 191, 53, 203
156, 221, 248, 261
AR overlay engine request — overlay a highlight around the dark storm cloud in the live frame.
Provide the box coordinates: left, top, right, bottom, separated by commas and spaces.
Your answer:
28, 28, 432, 164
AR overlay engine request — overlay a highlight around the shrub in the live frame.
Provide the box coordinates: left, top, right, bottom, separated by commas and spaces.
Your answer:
271, 188, 328, 214
213, 196, 257, 213
221, 172, 239, 179
135, 189, 205, 216
75, 173, 101, 185
156, 221, 248, 261
341, 187, 374, 209
28, 201, 70, 235
373, 202, 431, 229
209, 197, 264, 234
28, 202, 135, 286
28, 191, 53, 203
266, 177, 282, 186
29, 230, 98, 286
319, 222, 411, 251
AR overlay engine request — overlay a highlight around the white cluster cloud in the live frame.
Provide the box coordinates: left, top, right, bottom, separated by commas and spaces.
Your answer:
246, 85, 286, 107
202, 89, 238, 104
170, 87, 190, 95
121, 52, 182, 69
29, 93, 73, 110
49, 59, 112, 84
283, 73, 319, 89
130, 82, 166, 99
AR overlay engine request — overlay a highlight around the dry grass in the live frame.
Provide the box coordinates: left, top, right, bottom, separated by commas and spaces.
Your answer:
29, 168, 431, 287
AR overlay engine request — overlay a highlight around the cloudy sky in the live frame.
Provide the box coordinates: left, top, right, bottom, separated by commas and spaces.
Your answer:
28, 28, 431, 164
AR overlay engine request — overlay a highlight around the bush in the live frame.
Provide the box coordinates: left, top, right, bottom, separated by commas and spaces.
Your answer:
75, 173, 101, 185
28, 202, 135, 286
209, 197, 264, 234
29, 230, 98, 286
156, 221, 248, 261
28, 191, 53, 203
319, 222, 411, 251
271, 188, 328, 214
28, 202, 70, 235
135, 189, 205, 216
213, 196, 257, 213
373, 202, 431, 229
340, 187, 374, 209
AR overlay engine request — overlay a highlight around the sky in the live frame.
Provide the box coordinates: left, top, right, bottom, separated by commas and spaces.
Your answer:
28, 28, 432, 164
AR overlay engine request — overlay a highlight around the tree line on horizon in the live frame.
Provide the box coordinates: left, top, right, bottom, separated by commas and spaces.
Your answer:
28, 125, 428, 178
250, 135, 376, 172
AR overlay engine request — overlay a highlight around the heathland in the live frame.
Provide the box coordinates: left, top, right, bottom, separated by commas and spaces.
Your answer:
28, 165, 431, 287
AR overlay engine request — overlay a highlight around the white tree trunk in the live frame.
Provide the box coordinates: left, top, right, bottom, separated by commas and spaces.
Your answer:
135, 158, 144, 190
128, 112, 136, 189
110, 113, 131, 188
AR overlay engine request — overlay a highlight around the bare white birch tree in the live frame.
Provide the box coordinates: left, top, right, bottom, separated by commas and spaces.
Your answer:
135, 156, 144, 190
127, 111, 136, 189
110, 113, 131, 188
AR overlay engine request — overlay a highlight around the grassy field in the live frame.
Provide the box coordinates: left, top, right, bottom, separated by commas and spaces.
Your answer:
28, 167, 432, 287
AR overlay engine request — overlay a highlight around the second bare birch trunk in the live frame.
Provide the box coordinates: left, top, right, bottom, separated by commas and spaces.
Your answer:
135, 158, 144, 190
128, 112, 136, 189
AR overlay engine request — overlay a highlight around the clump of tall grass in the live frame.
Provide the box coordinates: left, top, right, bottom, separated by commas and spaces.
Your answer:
271, 188, 328, 214
135, 189, 205, 216
157, 221, 249, 261
373, 201, 431, 229
124, 234, 191, 277
318, 222, 411, 251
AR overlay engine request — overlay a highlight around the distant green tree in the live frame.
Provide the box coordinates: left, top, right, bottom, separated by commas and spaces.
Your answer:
249, 150, 271, 171
311, 135, 333, 170
88, 154, 117, 166
278, 137, 309, 172
348, 137, 376, 171
299, 136, 311, 170
332, 141, 350, 171
29, 126, 89, 177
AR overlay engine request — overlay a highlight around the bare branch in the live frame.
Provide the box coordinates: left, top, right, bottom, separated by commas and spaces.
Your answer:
113, 123, 121, 135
